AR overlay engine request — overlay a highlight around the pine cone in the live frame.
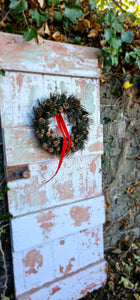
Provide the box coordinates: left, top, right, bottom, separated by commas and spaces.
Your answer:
78, 111, 82, 116
53, 140, 60, 147
46, 131, 51, 137
56, 146, 60, 152
37, 106, 43, 113
63, 102, 69, 109
58, 106, 63, 113
72, 126, 76, 133
39, 117, 45, 124
36, 131, 43, 139
42, 143, 48, 151
83, 116, 88, 121
48, 147, 54, 153
46, 112, 50, 117
52, 133, 57, 139
46, 99, 52, 105
69, 116, 75, 123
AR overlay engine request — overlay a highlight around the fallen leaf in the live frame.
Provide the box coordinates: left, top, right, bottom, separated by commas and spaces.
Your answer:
119, 276, 134, 288
134, 181, 140, 186
74, 19, 90, 33
37, 34, 44, 44
88, 29, 98, 38
123, 81, 133, 89
37, 0, 45, 8
44, 22, 50, 35
52, 31, 65, 42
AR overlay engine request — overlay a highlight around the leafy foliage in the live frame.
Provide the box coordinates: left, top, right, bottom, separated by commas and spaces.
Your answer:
0, 0, 140, 73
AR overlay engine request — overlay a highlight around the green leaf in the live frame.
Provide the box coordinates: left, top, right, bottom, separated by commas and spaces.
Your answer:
0, 69, 5, 76
133, 254, 140, 261
134, 48, 140, 57
121, 30, 134, 43
104, 9, 112, 26
111, 55, 118, 66
120, 13, 125, 23
89, 0, 97, 10
54, 0, 60, 5
64, 6, 83, 24
125, 51, 136, 63
23, 28, 37, 42
112, 18, 124, 33
127, 12, 137, 22
74, 36, 81, 45
9, 0, 28, 13
0, 193, 4, 200
119, 276, 134, 288
103, 117, 111, 124
0, 212, 13, 221
54, 11, 63, 21
136, 57, 140, 69
104, 28, 114, 41
110, 38, 121, 49
105, 161, 110, 169
4, 186, 10, 192
30, 9, 49, 26
4, 24, 13, 33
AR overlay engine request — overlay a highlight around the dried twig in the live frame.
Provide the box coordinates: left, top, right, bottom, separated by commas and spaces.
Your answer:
0, 236, 8, 298
0, 10, 10, 26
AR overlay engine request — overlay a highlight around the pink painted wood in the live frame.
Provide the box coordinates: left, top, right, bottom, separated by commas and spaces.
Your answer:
0, 33, 106, 299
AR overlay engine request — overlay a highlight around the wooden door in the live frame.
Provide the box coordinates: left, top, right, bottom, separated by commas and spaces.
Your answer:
0, 32, 106, 300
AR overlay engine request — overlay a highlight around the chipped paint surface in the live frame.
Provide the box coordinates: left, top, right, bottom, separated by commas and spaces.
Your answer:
0, 34, 106, 299
22, 249, 43, 275
70, 206, 90, 226
0, 33, 100, 78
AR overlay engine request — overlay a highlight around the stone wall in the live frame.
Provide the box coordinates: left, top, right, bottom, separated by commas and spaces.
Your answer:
100, 74, 140, 249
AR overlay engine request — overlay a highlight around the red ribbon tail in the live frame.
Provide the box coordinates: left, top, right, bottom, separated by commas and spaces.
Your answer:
45, 113, 71, 183
59, 113, 72, 155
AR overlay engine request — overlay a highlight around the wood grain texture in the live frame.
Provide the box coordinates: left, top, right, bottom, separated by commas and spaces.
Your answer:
16, 260, 106, 300
0, 32, 101, 78
11, 195, 105, 252
0, 33, 106, 299
4, 125, 103, 167
8, 155, 102, 217
0, 73, 100, 128
12, 225, 105, 298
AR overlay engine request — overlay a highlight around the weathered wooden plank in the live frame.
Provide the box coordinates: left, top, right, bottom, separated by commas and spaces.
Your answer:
4, 125, 103, 167
12, 225, 104, 297
11, 195, 105, 252
0, 73, 100, 128
0, 33, 101, 78
16, 260, 106, 300
7, 155, 102, 217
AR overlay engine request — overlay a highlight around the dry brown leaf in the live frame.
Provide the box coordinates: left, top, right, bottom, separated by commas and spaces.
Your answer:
37, 35, 44, 45
88, 29, 98, 38
98, 56, 103, 69
100, 39, 105, 46
106, 200, 112, 207
131, 101, 138, 108
130, 120, 134, 126
37, 0, 45, 8
134, 181, 140, 186
74, 19, 90, 33
38, 26, 45, 36
44, 22, 50, 35
52, 31, 65, 42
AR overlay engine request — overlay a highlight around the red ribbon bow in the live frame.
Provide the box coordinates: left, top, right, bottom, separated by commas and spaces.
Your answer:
45, 113, 71, 183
